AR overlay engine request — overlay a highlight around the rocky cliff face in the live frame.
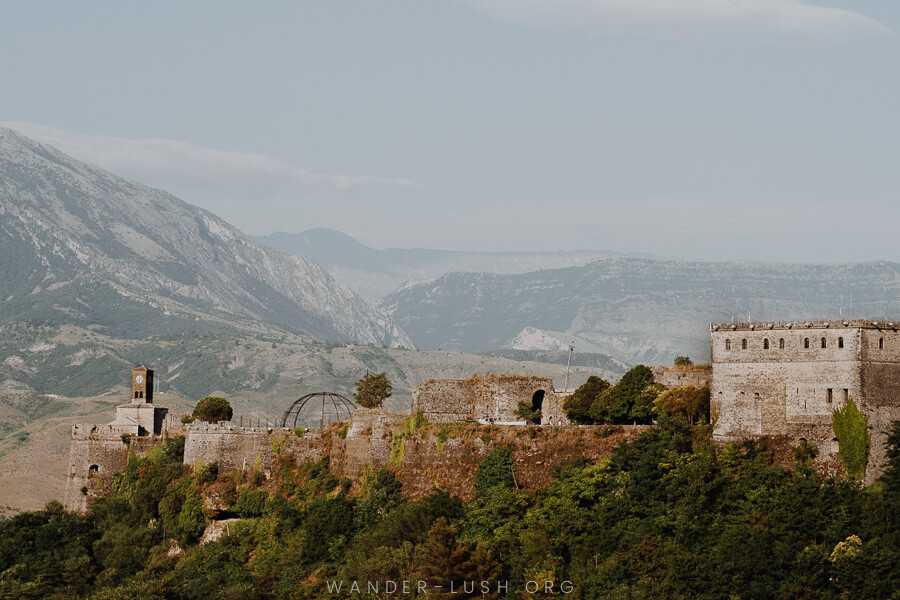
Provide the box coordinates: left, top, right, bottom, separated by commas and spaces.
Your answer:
382, 257, 900, 363
0, 128, 412, 348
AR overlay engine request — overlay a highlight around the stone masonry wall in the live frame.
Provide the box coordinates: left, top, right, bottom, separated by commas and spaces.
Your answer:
651, 367, 712, 389
63, 432, 165, 513
413, 375, 568, 425
711, 321, 900, 483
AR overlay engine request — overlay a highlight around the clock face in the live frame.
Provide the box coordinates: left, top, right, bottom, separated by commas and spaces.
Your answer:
135, 375, 144, 384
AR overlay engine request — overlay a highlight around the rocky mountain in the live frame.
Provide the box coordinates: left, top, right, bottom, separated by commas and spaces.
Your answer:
0, 128, 412, 348
253, 228, 647, 300
382, 257, 900, 363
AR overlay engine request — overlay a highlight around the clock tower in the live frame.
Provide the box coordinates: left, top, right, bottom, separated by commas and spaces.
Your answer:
131, 366, 153, 404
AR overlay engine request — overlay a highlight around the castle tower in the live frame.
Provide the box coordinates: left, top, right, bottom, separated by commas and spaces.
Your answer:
113, 365, 167, 436
65, 365, 169, 512
131, 366, 153, 403
710, 320, 900, 483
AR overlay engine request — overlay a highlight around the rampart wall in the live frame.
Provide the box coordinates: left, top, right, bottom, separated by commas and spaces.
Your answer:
651, 367, 712, 389
63, 430, 163, 513
412, 375, 568, 425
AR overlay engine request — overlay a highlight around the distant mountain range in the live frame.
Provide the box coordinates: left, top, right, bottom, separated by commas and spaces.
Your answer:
381, 257, 900, 363
0, 128, 412, 348
253, 228, 651, 300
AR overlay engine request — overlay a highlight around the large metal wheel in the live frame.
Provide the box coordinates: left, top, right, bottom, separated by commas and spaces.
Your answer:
281, 392, 356, 428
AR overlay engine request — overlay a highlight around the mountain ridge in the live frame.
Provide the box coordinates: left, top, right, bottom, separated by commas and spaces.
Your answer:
382, 255, 900, 363
0, 128, 413, 348
253, 228, 653, 299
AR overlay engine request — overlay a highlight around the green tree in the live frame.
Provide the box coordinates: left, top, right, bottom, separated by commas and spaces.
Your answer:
354, 372, 392, 408
655, 386, 710, 423
416, 518, 487, 599
563, 375, 610, 424
191, 396, 233, 423
589, 365, 655, 424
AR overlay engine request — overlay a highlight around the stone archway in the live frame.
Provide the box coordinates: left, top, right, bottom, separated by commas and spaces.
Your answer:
531, 390, 545, 412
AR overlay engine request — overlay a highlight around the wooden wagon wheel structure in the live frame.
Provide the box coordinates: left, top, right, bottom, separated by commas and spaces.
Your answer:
281, 392, 356, 428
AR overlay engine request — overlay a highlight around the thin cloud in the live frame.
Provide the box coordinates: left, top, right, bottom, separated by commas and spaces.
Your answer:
1, 122, 420, 191
460, 0, 891, 38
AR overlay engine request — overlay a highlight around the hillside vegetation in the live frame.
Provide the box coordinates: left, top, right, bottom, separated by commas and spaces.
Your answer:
2, 418, 900, 599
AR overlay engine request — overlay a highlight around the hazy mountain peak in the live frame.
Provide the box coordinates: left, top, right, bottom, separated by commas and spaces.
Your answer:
0, 128, 413, 348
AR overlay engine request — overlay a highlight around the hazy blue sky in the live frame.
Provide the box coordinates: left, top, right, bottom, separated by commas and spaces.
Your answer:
2, 1, 898, 262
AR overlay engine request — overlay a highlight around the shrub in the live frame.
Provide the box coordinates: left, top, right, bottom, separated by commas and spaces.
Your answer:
196, 462, 218, 485
514, 400, 541, 424
120, 433, 132, 445
292, 427, 307, 438
674, 356, 693, 367
832, 398, 870, 480
474, 447, 516, 496
234, 488, 269, 517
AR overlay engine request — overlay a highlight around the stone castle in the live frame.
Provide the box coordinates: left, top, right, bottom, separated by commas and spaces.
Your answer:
64, 320, 900, 510
711, 319, 900, 483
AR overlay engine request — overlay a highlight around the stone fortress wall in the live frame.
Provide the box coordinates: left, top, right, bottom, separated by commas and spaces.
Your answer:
412, 374, 570, 425
65, 320, 900, 511
651, 366, 712, 389
711, 320, 900, 483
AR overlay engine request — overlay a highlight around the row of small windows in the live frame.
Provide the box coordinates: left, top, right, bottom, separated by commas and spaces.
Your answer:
717, 388, 849, 405
725, 336, 855, 350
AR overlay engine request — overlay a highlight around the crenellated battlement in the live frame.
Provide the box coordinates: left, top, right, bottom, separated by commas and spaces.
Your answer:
711, 319, 900, 332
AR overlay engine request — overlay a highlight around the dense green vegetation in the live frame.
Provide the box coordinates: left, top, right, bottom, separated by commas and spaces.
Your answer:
832, 398, 870, 480
564, 366, 709, 426
3, 420, 900, 599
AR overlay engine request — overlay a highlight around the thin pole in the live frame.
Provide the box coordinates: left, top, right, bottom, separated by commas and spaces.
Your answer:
364, 370, 369, 407
564, 342, 575, 393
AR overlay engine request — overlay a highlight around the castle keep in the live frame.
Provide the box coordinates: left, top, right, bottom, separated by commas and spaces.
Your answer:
711, 320, 900, 482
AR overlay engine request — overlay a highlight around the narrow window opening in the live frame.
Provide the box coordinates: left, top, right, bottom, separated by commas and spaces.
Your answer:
742, 339, 747, 350
779, 338, 785, 349
804, 338, 810, 349
821, 337, 827, 349
827, 388, 833, 404
843, 389, 849, 403
725, 339, 731, 350
838, 337, 844, 349
880, 338, 884, 350
763, 338, 770, 349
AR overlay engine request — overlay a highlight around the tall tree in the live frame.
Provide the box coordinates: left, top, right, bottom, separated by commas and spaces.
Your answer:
354, 372, 392, 408
563, 375, 610, 424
